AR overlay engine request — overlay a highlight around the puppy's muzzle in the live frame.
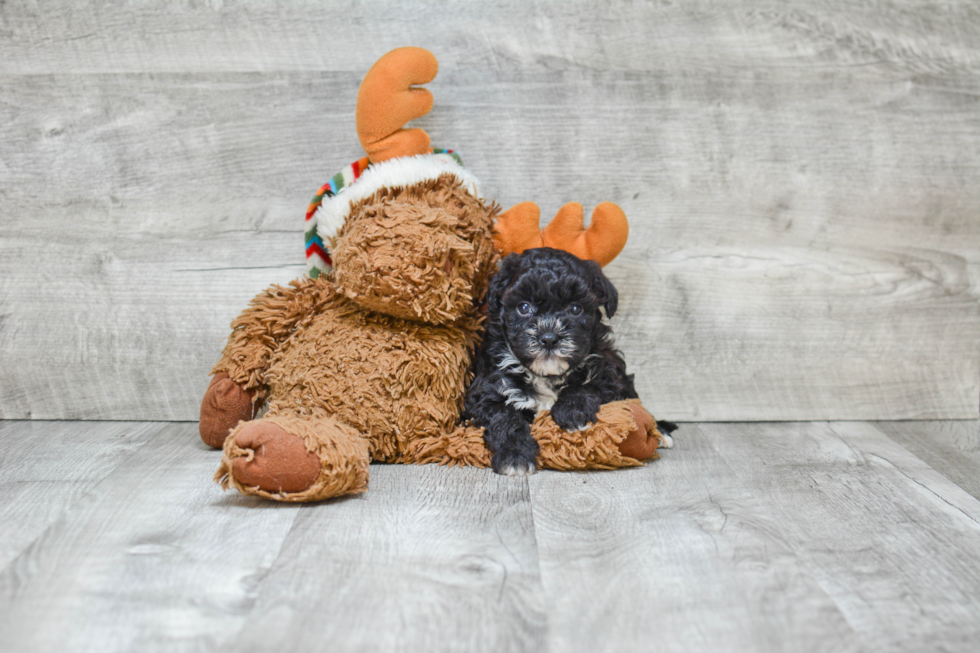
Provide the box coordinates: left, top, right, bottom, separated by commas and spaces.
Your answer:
529, 317, 570, 355
524, 318, 575, 376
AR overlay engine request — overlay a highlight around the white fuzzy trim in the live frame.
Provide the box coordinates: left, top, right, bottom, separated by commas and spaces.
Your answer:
315, 153, 481, 245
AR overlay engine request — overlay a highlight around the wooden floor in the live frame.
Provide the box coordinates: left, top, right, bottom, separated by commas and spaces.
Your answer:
0, 419, 978, 652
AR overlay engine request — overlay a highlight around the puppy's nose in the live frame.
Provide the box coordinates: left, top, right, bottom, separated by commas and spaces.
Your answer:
539, 332, 559, 349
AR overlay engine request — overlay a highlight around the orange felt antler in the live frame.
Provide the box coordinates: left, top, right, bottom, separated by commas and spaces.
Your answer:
494, 201, 629, 267
356, 47, 439, 164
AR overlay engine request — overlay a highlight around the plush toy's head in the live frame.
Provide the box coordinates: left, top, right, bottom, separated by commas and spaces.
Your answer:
330, 164, 499, 325
305, 48, 499, 325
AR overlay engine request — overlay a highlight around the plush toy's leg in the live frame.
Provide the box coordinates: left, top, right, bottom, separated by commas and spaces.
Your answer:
199, 373, 255, 448
397, 424, 492, 468
534, 400, 666, 470
215, 412, 370, 502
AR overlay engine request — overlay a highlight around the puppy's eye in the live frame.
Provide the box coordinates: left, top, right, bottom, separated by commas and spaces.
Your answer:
517, 302, 533, 316
568, 303, 583, 316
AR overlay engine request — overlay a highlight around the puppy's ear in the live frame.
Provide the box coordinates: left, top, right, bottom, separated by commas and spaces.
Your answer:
487, 254, 522, 319
587, 260, 619, 318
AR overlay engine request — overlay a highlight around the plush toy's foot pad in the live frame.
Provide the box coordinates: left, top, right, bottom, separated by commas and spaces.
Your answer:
617, 404, 660, 461
229, 422, 321, 494
216, 413, 371, 502
199, 373, 255, 448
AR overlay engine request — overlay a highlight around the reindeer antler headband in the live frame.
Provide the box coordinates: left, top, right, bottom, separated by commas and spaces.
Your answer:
304, 47, 630, 278
304, 47, 479, 278
493, 201, 629, 268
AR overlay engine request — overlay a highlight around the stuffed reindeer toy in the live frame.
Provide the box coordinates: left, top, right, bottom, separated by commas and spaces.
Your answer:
199, 47, 669, 502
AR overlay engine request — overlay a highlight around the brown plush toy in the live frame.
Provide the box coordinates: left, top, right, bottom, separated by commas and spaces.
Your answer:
199, 47, 669, 502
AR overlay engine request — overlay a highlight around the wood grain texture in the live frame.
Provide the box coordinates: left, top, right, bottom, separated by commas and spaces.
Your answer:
0, 229, 306, 420
0, 420, 160, 569
1, 2, 978, 420
2, 1, 978, 75
224, 465, 546, 653
698, 421, 980, 653
0, 423, 303, 653
872, 420, 980, 500
528, 425, 861, 653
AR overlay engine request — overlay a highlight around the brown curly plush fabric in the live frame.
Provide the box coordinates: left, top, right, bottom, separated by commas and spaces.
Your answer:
333, 175, 498, 325
211, 277, 337, 405
533, 400, 656, 470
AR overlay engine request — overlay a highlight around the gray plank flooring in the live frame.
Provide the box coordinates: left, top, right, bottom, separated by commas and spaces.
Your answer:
872, 420, 980, 501
1, 419, 979, 652
1, 1, 978, 422
0, 420, 161, 570
699, 422, 980, 652
227, 466, 547, 653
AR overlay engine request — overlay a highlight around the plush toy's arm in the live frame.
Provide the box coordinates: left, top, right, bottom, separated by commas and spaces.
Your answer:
398, 401, 664, 470
212, 275, 333, 401
535, 400, 663, 469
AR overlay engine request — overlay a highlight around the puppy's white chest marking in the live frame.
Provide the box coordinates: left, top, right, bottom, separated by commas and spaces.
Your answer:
499, 372, 564, 414
496, 347, 567, 414
528, 374, 561, 412
500, 382, 537, 412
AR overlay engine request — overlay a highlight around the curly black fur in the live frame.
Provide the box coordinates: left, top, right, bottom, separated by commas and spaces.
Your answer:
464, 248, 642, 476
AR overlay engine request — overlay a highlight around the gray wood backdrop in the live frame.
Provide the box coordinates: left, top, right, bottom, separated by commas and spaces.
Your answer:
1, 0, 978, 422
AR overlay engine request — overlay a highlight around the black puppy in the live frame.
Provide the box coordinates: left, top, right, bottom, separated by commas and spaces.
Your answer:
465, 247, 662, 476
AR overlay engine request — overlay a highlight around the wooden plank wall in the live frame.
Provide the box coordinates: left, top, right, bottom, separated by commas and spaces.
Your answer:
1, 1, 978, 421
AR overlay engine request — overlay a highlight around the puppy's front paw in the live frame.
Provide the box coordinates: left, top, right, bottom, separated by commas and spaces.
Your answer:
491, 450, 538, 476
551, 395, 602, 432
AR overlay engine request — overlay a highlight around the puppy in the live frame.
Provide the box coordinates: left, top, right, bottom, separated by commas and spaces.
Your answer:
464, 247, 670, 475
